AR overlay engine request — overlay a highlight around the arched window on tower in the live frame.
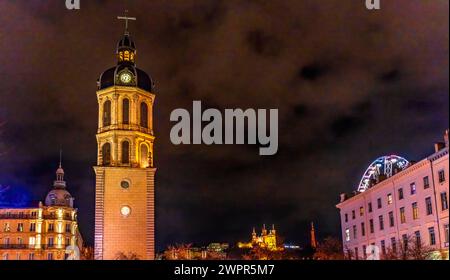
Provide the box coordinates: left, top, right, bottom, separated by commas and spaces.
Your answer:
122, 98, 130, 125
103, 100, 111, 127
102, 143, 111, 166
140, 144, 149, 168
121, 141, 130, 164
140, 102, 148, 128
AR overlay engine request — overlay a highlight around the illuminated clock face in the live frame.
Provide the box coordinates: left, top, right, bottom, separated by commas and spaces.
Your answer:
120, 206, 131, 217
120, 72, 132, 84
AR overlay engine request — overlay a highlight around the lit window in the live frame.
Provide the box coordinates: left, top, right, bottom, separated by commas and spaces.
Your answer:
17, 223, 24, 232
412, 202, 419, 220
345, 229, 350, 242
3, 222, 10, 232
400, 207, 406, 224
121, 206, 131, 217
387, 194, 393, 205
359, 207, 364, 216
30, 223, 36, 232
410, 183, 417, 195
124, 50, 130, 61
29, 237, 36, 248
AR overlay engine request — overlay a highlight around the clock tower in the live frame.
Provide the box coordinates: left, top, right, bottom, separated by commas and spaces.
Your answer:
94, 13, 156, 260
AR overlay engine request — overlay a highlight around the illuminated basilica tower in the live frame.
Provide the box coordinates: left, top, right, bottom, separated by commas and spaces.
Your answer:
94, 14, 156, 260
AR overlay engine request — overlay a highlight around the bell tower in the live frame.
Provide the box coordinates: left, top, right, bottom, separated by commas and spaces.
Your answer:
94, 12, 156, 260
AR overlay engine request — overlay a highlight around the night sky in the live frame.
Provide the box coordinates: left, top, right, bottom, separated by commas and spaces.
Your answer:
0, 1, 448, 251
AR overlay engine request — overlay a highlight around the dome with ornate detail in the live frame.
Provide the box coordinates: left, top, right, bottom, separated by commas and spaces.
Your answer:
44, 162, 74, 208
98, 32, 154, 92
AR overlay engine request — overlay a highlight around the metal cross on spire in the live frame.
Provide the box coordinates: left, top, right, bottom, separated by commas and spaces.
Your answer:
117, 10, 136, 35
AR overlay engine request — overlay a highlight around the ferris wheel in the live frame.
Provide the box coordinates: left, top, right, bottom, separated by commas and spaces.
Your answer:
357, 155, 410, 192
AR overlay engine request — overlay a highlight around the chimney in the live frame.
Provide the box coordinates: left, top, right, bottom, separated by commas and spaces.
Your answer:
434, 142, 445, 153
445, 129, 449, 148
340, 193, 347, 203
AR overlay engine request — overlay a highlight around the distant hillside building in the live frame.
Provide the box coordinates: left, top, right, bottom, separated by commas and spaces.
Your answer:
0, 163, 83, 260
337, 130, 449, 260
238, 225, 283, 251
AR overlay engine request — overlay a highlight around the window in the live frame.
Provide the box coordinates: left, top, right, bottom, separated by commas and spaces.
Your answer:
345, 229, 350, 242
438, 170, 446, 183
398, 188, 404, 200
4, 237, 10, 246
48, 223, 54, 233
30, 223, 36, 232
441, 192, 449, 211
368, 202, 373, 213
391, 237, 397, 253
2, 254, 8, 260
122, 98, 130, 124
389, 211, 395, 227
140, 102, 149, 128
402, 234, 408, 250
29, 237, 36, 248
425, 197, 433, 215
47, 253, 53, 260
400, 207, 406, 224
140, 144, 149, 168
103, 100, 111, 127
423, 176, 430, 189
369, 219, 374, 234
363, 245, 367, 259
381, 240, 386, 256
66, 237, 71, 246
415, 231, 421, 247
344, 213, 348, 223
121, 141, 130, 164
48, 237, 54, 248
3, 222, 10, 232
354, 247, 359, 260
361, 222, 366, 237
379, 215, 384, 231
353, 225, 357, 239
429, 227, 436, 246
410, 183, 417, 195
352, 210, 356, 220
444, 224, 449, 245
31, 211, 37, 218
17, 223, 24, 232
29, 253, 34, 260
377, 198, 382, 209
66, 224, 71, 233
102, 143, 111, 166
387, 194, 393, 205
412, 202, 419, 220
359, 207, 364, 216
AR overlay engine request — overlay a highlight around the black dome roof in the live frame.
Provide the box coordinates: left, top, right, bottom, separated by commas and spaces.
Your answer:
98, 65, 154, 92
117, 34, 136, 51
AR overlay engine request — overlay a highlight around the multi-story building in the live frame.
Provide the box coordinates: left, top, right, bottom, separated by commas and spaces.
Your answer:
337, 130, 449, 260
0, 163, 83, 260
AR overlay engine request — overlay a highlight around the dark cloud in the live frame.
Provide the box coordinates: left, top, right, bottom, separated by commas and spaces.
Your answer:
0, 0, 448, 251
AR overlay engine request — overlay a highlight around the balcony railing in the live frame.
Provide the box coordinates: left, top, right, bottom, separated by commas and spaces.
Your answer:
0, 214, 35, 220
0, 244, 60, 250
97, 124, 153, 135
